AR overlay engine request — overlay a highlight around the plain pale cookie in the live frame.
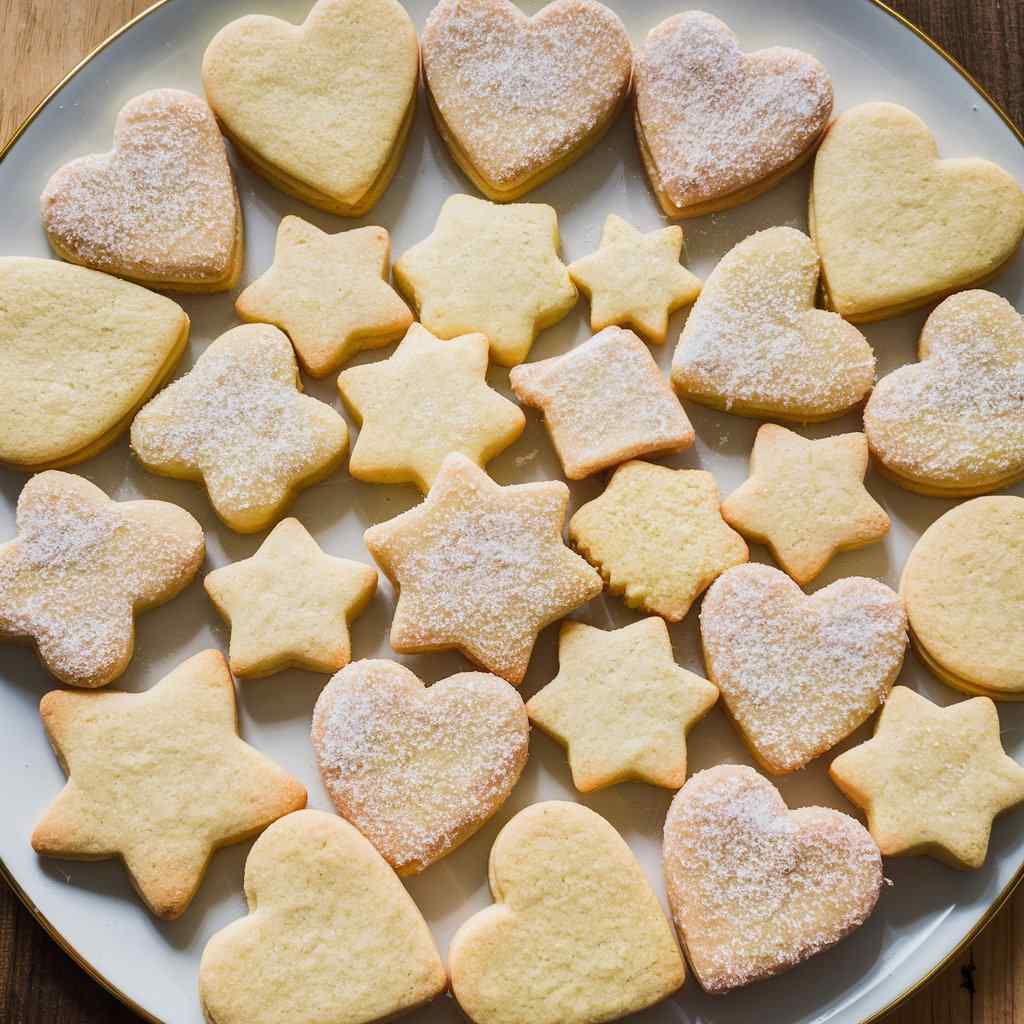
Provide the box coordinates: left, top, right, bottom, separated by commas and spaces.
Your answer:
311, 659, 528, 874
569, 460, 747, 622
339, 323, 525, 492
527, 617, 718, 791
509, 326, 694, 479
449, 801, 684, 1024
31, 650, 306, 919
671, 227, 875, 422
364, 453, 601, 685
0, 472, 204, 689
664, 764, 882, 993
700, 564, 907, 774
130, 323, 348, 534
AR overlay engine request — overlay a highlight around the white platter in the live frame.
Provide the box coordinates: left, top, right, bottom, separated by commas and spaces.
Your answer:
1, 1, 1023, 1022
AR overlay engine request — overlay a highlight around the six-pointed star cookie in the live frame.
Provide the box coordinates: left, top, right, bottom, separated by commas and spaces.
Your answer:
721, 425, 890, 585
31, 649, 307, 918
394, 193, 578, 366
235, 217, 412, 378
204, 518, 377, 678
830, 686, 1024, 869
338, 323, 525, 492
568, 215, 702, 343
527, 617, 718, 791
364, 453, 602, 684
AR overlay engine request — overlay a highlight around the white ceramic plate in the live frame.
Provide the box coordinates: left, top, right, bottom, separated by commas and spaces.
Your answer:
1, 1, 1022, 1022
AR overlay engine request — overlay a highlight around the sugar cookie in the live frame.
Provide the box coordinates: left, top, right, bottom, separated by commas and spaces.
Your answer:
0, 472, 204, 689
312, 659, 528, 874
32, 650, 306, 919
449, 801, 684, 1024
671, 227, 875, 422
202, 0, 418, 216
509, 326, 694, 480
569, 461, 747, 622
364, 453, 601, 685
130, 323, 348, 533
664, 764, 882, 993
810, 102, 1024, 322
700, 564, 907, 774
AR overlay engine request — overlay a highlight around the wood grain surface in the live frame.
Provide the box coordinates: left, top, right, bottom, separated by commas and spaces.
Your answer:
0, 1, 1022, 1022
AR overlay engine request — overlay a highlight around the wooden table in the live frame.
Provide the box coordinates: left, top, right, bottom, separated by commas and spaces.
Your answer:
1, 1, 1022, 1021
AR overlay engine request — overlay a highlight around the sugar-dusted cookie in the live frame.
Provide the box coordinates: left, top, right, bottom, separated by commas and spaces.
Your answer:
40, 90, 242, 292
202, 0, 418, 216
567, 214, 701, 343
364, 453, 601, 684
131, 323, 348, 533
235, 217, 412, 378
901, 496, 1024, 699
0, 472, 204, 689
421, 0, 632, 202
205, 518, 376, 678
394, 193, 577, 366
510, 326, 694, 480
700, 564, 907, 774
664, 765, 882, 993
830, 687, 1024, 870
32, 650, 306, 919
338, 323, 525, 492
0, 258, 189, 471
635, 12, 833, 218
864, 291, 1024, 496
671, 227, 875, 422
527, 618, 718, 791
449, 801, 684, 1024
721, 425, 890, 585
810, 102, 1024, 322
312, 659, 528, 874
569, 461, 747, 622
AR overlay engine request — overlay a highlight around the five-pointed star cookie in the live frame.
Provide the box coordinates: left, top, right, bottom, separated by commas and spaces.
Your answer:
830, 686, 1024, 870
721, 425, 890, 585
204, 518, 377, 678
394, 193, 578, 367
31, 649, 307, 918
338, 324, 525, 492
527, 617, 718, 791
364, 453, 602, 684
235, 217, 412, 378
568, 215, 702, 343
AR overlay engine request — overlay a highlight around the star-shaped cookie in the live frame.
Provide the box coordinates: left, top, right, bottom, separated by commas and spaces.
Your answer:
721, 425, 890, 585
235, 217, 412, 378
830, 687, 1024, 869
568, 215, 702, 343
364, 453, 602, 684
394, 193, 578, 366
338, 324, 525, 492
204, 518, 377, 678
31, 649, 307, 918
527, 617, 718, 791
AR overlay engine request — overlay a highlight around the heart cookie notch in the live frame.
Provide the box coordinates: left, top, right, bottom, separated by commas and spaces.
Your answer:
664, 765, 882, 993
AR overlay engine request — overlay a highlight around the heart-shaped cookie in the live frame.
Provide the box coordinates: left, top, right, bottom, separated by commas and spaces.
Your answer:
699, 564, 907, 773
449, 801, 684, 1024
202, 0, 418, 216
422, 0, 632, 201
671, 227, 875, 422
40, 90, 242, 292
810, 102, 1024, 322
864, 290, 1024, 496
311, 659, 529, 875
664, 765, 882, 993
199, 810, 447, 1024
635, 12, 832, 218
